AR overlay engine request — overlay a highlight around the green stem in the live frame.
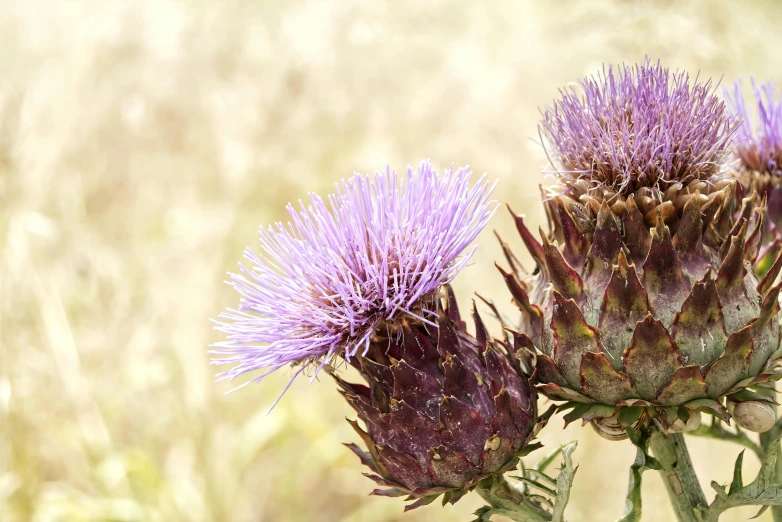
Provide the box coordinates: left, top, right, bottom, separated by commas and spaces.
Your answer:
648, 428, 707, 522
475, 476, 552, 522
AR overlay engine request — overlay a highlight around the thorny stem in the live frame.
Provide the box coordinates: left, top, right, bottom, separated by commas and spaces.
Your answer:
475, 475, 552, 522
648, 427, 708, 522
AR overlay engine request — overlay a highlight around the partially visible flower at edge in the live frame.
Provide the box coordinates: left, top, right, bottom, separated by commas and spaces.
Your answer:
724, 79, 782, 275
724, 79, 782, 174
210, 161, 497, 408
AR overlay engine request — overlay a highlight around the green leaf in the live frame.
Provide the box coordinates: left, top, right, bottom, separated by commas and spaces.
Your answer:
582, 403, 617, 423
475, 476, 554, 522
403, 495, 437, 512
447, 488, 467, 505
471, 506, 494, 522
683, 398, 724, 413
563, 403, 592, 425
706, 434, 782, 521
729, 451, 744, 495
617, 447, 647, 522
729, 389, 777, 404
617, 406, 644, 426
555, 401, 581, 413
618, 424, 659, 522
516, 441, 544, 457
710, 480, 727, 498
519, 477, 557, 496
551, 442, 578, 522
626, 424, 661, 471
661, 407, 679, 427
534, 445, 565, 473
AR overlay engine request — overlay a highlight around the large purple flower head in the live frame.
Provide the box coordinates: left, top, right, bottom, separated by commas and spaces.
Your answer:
540, 58, 736, 196
725, 79, 782, 174
211, 161, 497, 404
507, 60, 781, 438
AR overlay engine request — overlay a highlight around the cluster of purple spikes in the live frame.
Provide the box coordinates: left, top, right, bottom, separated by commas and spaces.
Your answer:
211, 161, 496, 403
725, 79, 782, 174
540, 58, 736, 194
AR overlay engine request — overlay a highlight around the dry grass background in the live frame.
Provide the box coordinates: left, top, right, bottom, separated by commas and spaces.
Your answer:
3, 1, 782, 521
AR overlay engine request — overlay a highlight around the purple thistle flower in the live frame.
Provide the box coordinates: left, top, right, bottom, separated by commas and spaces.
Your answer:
539, 58, 736, 195
211, 161, 497, 405
724, 79, 782, 174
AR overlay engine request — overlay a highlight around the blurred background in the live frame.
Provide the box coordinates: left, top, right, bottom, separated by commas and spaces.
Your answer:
3, 1, 782, 521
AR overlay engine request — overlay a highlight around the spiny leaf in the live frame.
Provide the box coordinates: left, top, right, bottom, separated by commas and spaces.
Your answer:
618, 425, 660, 522
526, 469, 558, 487
761, 435, 781, 484
472, 506, 494, 522
519, 477, 557, 496
563, 403, 592, 425
551, 442, 578, 522
516, 441, 544, 458
728, 389, 778, 404
729, 451, 744, 495
617, 447, 649, 522
475, 476, 555, 522
403, 495, 437, 512
706, 434, 782, 521
534, 445, 565, 473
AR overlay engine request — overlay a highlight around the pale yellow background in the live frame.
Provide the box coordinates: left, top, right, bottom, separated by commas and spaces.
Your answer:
3, 1, 782, 521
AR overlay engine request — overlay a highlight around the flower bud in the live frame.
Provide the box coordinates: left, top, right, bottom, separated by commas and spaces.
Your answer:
338, 293, 537, 509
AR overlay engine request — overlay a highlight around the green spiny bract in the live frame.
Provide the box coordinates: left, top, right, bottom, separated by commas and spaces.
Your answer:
503, 176, 782, 435
335, 287, 539, 510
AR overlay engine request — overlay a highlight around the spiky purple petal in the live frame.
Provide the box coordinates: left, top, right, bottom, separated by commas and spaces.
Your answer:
725, 79, 782, 174
210, 161, 497, 396
539, 58, 736, 194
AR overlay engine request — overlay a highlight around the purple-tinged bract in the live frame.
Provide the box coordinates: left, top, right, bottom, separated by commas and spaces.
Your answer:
540, 58, 736, 195
501, 60, 782, 438
338, 289, 539, 509
725, 79, 782, 175
211, 162, 497, 397
724, 80, 782, 275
